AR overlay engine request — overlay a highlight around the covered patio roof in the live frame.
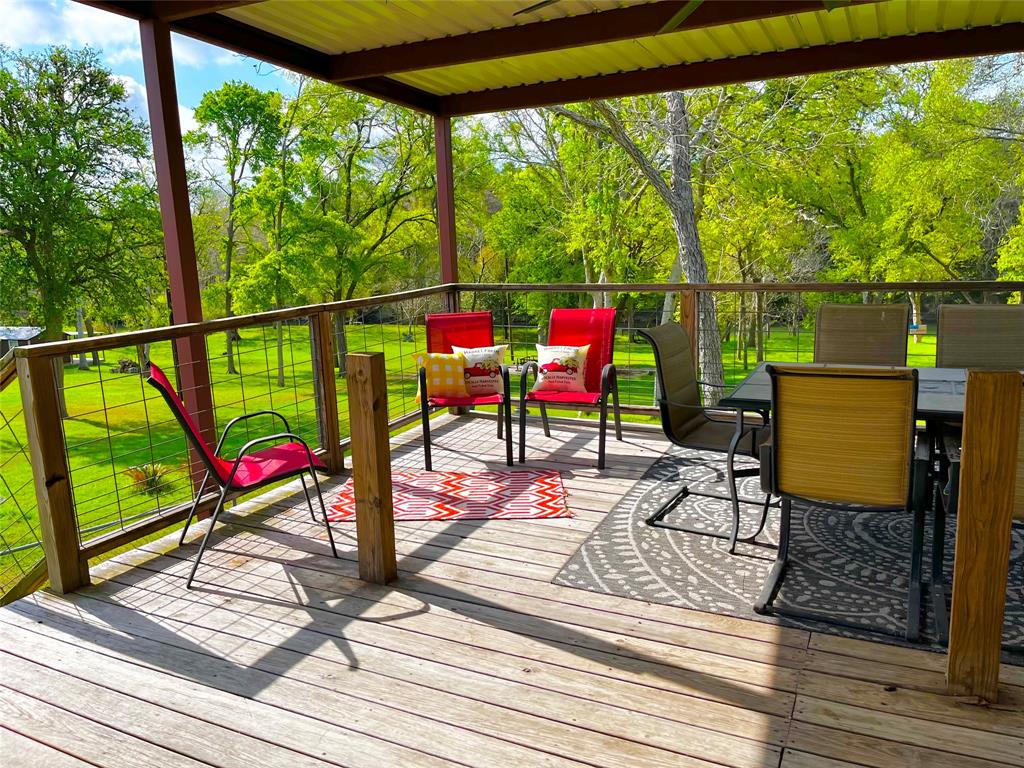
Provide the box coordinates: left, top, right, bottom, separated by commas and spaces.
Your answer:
84, 0, 1024, 115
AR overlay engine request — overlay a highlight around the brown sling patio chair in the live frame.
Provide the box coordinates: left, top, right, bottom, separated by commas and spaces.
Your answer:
814, 303, 911, 366
637, 324, 774, 554
930, 304, 1024, 642
754, 364, 930, 641
936, 304, 1024, 369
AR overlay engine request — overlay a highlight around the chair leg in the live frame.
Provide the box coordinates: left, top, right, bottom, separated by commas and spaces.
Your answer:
539, 403, 551, 437
179, 471, 210, 544
597, 396, 608, 470
186, 482, 230, 589
755, 498, 792, 614
906, 498, 926, 642
518, 398, 528, 464
931, 490, 949, 644
302, 469, 338, 559
420, 398, 432, 472
497, 408, 503, 439
503, 397, 513, 467
612, 380, 623, 441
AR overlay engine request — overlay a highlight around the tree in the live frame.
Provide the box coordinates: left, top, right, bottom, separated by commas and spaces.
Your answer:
0, 46, 160, 410
295, 86, 434, 374
186, 81, 282, 373
552, 93, 726, 395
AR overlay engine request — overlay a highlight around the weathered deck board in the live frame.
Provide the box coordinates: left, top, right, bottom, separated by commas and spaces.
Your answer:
2, 416, 1021, 768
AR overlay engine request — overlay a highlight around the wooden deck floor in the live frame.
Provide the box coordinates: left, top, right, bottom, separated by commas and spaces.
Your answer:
2, 415, 1022, 768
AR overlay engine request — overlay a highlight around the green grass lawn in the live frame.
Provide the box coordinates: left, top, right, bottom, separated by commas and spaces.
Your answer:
0, 320, 938, 594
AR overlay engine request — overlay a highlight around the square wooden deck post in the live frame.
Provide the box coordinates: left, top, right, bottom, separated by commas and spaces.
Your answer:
16, 356, 89, 593
345, 353, 398, 584
945, 370, 1022, 702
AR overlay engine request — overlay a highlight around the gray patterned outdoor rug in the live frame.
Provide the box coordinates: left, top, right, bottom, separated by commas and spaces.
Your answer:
554, 449, 1024, 663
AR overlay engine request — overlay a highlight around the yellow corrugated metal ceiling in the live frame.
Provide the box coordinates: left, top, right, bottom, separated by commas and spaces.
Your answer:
217, 0, 1023, 101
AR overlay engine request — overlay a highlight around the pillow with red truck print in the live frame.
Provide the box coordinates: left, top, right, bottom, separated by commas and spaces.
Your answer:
451, 344, 508, 396
532, 344, 590, 393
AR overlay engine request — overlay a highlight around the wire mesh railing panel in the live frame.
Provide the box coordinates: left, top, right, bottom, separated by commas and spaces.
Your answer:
0, 365, 45, 600
329, 294, 449, 435
204, 321, 321, 459
63, 340, 194, 545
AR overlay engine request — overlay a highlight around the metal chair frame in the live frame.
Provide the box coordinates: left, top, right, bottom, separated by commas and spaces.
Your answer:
418, 311, 513, 470
147, 373, 338, 590
637, 326, 775, 554
753, 365, 929, 642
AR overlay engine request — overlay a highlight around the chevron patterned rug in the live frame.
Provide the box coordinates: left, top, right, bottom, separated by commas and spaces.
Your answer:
327, 469, 570, 521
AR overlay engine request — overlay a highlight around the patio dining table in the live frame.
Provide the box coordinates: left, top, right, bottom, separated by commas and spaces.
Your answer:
718, 362, 967, 420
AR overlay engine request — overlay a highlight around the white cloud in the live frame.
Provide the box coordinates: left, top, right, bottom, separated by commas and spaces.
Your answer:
178, 104, 198, 135
113, 74, 198, 137
1, 0, 217, 69
0, 0, 137, 49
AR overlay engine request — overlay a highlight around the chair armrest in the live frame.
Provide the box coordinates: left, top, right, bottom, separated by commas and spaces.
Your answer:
519, 361, 539, 401
215, 410, 291, 456
225, 432, 316, 483
600, 363, 617, 398
500, 364, 512, 398
696, 380, 727, 389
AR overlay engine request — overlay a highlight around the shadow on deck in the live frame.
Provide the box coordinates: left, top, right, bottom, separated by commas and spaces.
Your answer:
1, 416, 1021, 768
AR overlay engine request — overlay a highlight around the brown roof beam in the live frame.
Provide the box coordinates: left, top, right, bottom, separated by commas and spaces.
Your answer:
329, 0, 853, 82
170, 13, 442, 113
76, 1, 442, 113
439, 22, 1024, 116
150, 1, 266, 22
77, 0, 262, 22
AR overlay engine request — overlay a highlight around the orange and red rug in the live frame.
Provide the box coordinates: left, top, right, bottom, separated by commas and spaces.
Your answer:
327, 469, 570, 521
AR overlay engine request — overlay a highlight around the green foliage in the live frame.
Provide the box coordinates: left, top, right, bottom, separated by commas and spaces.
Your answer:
0, 46, 161, 339
123, 462, 178, 497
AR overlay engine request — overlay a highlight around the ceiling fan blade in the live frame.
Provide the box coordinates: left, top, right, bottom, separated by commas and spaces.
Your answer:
658, 0, 704, 34
513, 0, 562, 17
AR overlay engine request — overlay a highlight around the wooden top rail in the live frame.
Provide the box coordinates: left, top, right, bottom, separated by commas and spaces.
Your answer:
14, 279, 1022, 360
14, 284, 452, 359
456, 280, 1024, 294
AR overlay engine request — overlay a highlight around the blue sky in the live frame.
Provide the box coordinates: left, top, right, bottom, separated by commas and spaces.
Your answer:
1, 0, 298, 131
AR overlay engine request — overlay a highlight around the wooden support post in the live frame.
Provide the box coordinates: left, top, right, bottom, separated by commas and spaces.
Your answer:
312, 312, 344, 473
16, 357, 89, 593
679, 289, 699, 365
434, 115, 459, 313
345, 353, 398, 584
946, 370, 1022, 702
140, 17, 216, 486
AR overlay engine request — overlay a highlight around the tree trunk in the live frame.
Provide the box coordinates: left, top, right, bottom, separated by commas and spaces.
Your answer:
334, 310, 348, 377
276, 320, 285, 386
225, 205, 238, 375
75, 307, 88, 371
908, 291, 922, 345
42, 304, 69, 419
665, 91, 724, 401
755, 290, 765, 363
84, 316, 100, 366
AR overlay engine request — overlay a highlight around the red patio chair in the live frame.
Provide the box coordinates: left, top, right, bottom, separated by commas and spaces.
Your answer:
420, 311, 513, 470
519, 308, 622, 469
146, 363, 337, 589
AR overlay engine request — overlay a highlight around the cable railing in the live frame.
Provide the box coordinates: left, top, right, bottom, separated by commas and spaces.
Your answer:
2, 279, 1021, 604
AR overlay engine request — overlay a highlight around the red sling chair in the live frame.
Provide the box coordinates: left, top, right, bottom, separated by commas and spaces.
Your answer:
519, 307, 622, 469
420, 311, 513, 469
147, 363, 337, 588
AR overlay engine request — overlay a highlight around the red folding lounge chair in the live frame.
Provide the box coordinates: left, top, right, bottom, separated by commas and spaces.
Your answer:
519, 308, 622, 469
420, 311, 513, 470
146, 363, 337, 588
